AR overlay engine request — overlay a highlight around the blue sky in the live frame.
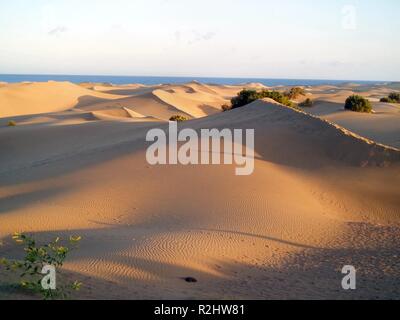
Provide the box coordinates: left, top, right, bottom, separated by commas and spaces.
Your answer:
0, 0, 399, 80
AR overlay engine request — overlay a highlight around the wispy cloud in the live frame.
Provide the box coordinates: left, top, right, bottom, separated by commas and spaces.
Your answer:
174, 29, 217, 45
48, 26, 68, 36
190, 30, 216, 44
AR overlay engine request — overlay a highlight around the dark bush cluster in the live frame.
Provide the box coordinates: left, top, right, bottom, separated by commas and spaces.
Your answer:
169, 115, 189, 122
230, 89, 262, 109
344, 95, 372, 113
229, 89, 294, 110
380, 92, 400, 103
264, 91, 294, 107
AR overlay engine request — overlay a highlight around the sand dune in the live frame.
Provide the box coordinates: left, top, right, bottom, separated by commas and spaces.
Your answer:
0, 81, 237, 123
302, 85, 400, 148
77, 92, 193, 121
152, 87, 225, 118
0, 80, 277, 123
92, 84, 155, 96
74, 82, 242, 120
0, 82, 123, 118
1, 87, 399, 299
92, 108, 161, 122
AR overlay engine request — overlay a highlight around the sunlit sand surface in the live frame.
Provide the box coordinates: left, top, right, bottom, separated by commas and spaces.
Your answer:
0, 81, 399, 299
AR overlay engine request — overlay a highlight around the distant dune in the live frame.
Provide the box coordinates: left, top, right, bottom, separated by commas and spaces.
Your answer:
0, 80, 241, 122
0, 81, 399, 299
305, 86, 400, 148
0, 81, 123, 118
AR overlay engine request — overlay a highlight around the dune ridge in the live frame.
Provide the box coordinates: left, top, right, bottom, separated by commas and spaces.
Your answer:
269, 99, 400, 152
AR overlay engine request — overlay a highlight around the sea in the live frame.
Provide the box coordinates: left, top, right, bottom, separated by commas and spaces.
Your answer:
0, 74, 391, 86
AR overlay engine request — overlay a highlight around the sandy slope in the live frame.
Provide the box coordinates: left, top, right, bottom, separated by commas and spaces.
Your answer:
301, 85, 400, 148
152, 85, 226, 118
1, 94, 399, 299
83, 82, 235, 120
0, 82, 124, 118
0, 81, 238, 124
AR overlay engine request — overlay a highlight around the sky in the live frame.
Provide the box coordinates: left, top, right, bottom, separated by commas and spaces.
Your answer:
0, 0, 399, 81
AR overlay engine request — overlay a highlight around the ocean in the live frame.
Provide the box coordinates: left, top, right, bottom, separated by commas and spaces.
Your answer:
0, 74, 390, 86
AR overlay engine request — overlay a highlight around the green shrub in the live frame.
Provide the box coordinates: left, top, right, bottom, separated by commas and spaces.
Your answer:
0, 233, 82, 300
262, 90, 294, 107
231, 89, 261, 109
380, 92, 399, 103
8, 121, 16, 127
344, 95, 372, 113
299, 98, 313, 107
285, 87, 306, 99
388, 92, 400, 102
230, 89, 294, 109
169, 115, 189, 122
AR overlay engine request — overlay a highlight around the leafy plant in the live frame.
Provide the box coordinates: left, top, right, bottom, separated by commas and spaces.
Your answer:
388, 92, 400, 102
380, 92, 399, 103
344, 95, 372, 113
0, 233, 82, 300
230, 89, 261, 109
230, 89, 294, 109
169, 115, 189, 122
262, 90, 294, 107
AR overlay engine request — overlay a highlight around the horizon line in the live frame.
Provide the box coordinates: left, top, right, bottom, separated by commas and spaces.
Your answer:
0, 73, 398, 84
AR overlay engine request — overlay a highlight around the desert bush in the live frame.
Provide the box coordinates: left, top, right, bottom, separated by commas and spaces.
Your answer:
299, 98, 313, 107
388, 92, 400, 102
231, 89, 261, 109
344, 95, 372, 113
221, 104, 232, 112
169, 115, 189, 122
380, 92, 399, 103
285, 87, 306, 99
0, 233, 82, 300
8, 121, 16, 127
230, 89, 294, 109
262, 90, 294, 107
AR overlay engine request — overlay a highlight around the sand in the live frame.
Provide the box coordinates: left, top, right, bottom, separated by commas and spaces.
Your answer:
0, 81, 399, 300
0, 82, 125, 118
302, 86, 400, 148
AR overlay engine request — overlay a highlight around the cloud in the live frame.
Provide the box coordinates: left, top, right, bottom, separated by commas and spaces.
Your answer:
328, 60, 346, 67
174, 30, 217, 45
48, 26, 68, 36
